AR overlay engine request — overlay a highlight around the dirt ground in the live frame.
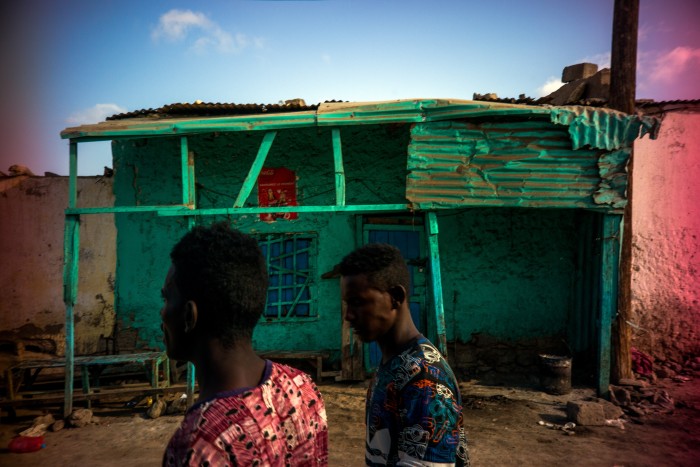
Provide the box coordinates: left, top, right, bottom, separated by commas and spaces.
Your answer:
0, 376, 698, 466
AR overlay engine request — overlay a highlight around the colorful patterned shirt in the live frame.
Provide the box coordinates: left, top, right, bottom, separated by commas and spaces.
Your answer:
164, 360, 328, 466
365, 336, 469, 466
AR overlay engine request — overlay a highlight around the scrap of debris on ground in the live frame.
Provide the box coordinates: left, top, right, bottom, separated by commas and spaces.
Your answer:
2, 348, 698, 456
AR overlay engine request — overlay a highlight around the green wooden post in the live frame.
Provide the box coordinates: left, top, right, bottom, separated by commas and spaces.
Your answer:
68, 141, 78, 209
426, 212, 448, 358
233, 131, 276, 208
181, 136, 195, 207
332, 128, 346, 206
597, 214, 621, 397
63, 141, 80, 417
178, 135, 198, 406
185, 208, 196, 407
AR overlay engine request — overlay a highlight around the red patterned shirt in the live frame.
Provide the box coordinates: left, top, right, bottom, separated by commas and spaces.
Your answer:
164, 361, 328, 466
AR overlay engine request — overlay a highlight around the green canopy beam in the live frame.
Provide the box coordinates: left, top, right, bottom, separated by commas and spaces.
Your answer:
233, 131, 276, 208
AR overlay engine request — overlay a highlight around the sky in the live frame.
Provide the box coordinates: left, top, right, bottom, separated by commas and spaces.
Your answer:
1, 0, 699, 176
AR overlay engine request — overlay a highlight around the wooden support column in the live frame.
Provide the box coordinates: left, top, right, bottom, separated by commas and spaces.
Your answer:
179, 136, 198, 406
609, 0, 639, 383
332, 129, 346, 206
598, 214, 622, 397
63, 140, 80, 417
181, 136, 195, 207
426, 212, 448, 358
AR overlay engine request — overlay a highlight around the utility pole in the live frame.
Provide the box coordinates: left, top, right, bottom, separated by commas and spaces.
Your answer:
609, 0, 639, 382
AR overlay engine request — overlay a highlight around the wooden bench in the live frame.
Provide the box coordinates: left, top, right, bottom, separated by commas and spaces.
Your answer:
4, 352, 170, 406
258, 351, 337, 382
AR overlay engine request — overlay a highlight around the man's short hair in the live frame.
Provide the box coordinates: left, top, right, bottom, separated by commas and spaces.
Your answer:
338, 243, 410, 292
170, 222, 268, 346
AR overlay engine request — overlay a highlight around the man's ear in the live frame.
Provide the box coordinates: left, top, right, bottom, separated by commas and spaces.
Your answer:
184, 300, 199, 333
388, 285, 407, 309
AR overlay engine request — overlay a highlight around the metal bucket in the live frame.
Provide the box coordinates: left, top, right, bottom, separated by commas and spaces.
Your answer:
539, 354, 572, 395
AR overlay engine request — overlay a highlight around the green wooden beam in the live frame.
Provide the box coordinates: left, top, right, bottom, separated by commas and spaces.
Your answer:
332, 128, 346, 206
62, 214, 80, 417
61, 113, 317, 141
426, 212, 448, 357
234, 131, 276, 208
158, 204, 411, 217
66, 205, 188, 215
181, 136, 195, 207
597, 213, 622, 397
68, 141, 78, 209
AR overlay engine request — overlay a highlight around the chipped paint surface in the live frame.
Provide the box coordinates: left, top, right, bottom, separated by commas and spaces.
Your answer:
60, 99, 659, 215
631, 110, 700, 361
549, 106, 660, 150
61, 99, 658, 145
0, 176, 116, 356
406, 120, 629, 211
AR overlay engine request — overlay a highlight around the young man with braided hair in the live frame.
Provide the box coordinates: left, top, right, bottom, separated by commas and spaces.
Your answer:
161, 222, 328, 466
340, 243, 469, 466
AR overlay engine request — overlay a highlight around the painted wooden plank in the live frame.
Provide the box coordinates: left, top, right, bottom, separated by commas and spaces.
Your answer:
158, 204, 411, 217
426, 212, 448, 357
180, 137, 195, 207
69, 141, 78, 209
597, 213, 621, 397
61, 114, 317, 140
234, 131, 277, 208
66, 205, 188, 215
62, 214, 80, 417
332, 128, 346, 206
185, 216, 196, 406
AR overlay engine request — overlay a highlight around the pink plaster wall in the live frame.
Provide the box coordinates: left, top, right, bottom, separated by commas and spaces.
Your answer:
0, 176, 116, 358
632, 109, 700, 361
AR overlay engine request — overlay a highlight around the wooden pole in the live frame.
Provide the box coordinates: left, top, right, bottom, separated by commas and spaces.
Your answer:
609, 0, 639, 383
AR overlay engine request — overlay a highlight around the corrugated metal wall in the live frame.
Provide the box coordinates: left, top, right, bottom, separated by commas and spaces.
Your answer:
406, 120, 628, 211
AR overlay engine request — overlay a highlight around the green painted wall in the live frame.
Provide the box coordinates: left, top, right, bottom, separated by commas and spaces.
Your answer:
112, 125, 410, 354
436, 208, 578, 342
112, 123, 580, 357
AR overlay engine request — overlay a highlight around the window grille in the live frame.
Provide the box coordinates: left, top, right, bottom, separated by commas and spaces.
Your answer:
258, 234, 316, 319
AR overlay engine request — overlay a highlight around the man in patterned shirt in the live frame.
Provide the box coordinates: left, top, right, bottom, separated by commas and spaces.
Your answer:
161, 222, 328, 466
339, 244, 469, 466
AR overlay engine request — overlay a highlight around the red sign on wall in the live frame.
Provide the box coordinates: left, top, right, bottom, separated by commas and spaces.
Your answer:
257, 167, 298, 221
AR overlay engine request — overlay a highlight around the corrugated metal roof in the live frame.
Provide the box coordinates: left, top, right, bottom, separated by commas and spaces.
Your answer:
635, 99, 700, 115
61, 99, 558, 140
406, 120, 628, 211
59, 98, 661, 214
473, 95, 700, 111
550, 106, 659, 150
636, 99, 700, 107
106, 100, 328, 121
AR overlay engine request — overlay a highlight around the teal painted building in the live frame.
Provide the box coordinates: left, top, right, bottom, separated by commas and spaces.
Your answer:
60, 99, 658, 403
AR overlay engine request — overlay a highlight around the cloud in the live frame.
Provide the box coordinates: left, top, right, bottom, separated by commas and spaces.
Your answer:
647, 46, 700, 83
321, 53, 331, 64
536, 77, 563, 97
151, 9, 211, 42
66, 103, 127, 125
578, 52, 611, 70
152, 9, 258, 54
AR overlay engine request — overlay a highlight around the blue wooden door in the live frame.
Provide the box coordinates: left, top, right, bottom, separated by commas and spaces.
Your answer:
364, 227, 426, 371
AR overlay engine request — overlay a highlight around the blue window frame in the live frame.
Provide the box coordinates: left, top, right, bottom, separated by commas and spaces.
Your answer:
258, 234, 316, 319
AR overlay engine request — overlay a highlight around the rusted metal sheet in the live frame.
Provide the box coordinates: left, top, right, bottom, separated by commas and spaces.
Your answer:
550, 106, 659, 150
406, 120, 629, 211
60, 99, 659, 150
